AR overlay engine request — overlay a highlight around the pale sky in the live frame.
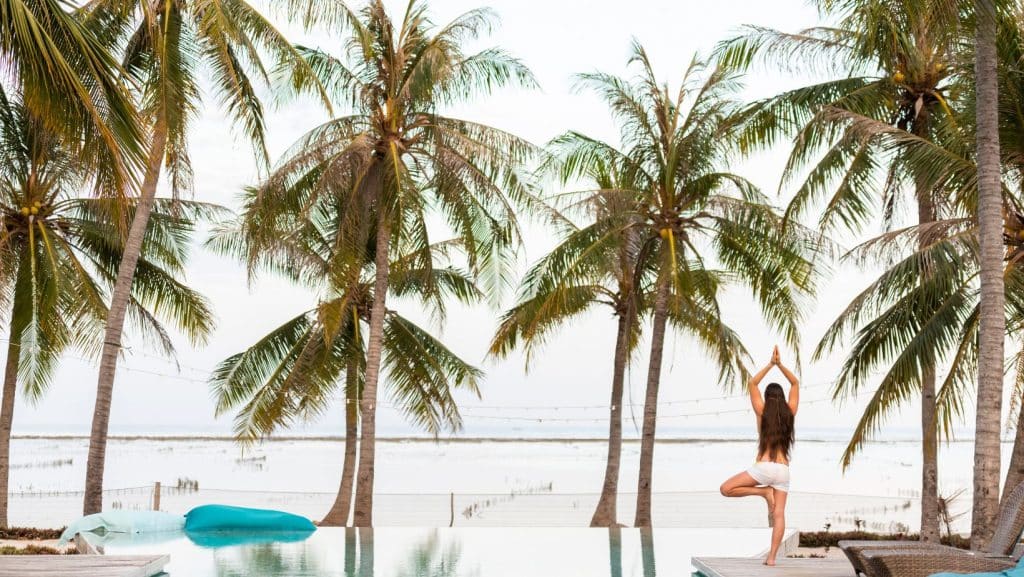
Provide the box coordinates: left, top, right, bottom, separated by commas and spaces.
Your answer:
7, 0, 994, 441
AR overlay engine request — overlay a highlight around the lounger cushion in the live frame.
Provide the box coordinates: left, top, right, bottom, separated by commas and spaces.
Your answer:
184, 504, 316, 532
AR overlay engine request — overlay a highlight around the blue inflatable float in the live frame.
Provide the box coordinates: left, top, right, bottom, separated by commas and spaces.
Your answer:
184, 504, 316, 533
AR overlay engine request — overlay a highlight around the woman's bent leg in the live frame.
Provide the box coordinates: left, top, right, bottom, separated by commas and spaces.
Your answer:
719, 471, 766, 497
720, 471, 775, 525
765, 489, 788, 566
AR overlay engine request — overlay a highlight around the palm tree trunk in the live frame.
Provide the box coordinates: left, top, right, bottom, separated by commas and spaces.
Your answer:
591, 308, 631, 527
322, 362, 360, 526
917, 192, 940, 543
634, 273, 671, 527
1003, 401, 1024, 501
0, 331, 21, 528
972, 0, 1006, 550
352, 219, 391, 527
83, 115, 168, 515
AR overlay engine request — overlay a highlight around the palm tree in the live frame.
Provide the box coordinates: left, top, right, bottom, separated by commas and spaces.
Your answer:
0, 0, 144, 193
208, 190, 482, 526
972, 0, 1005, 548
77, 0, 327, 515
567, 44, 816, 527
716, 0, 963, 541
490, 158, 644, 527
799, 7, 1024, 518
255, 0, 537, 525
813, 162, 1024, 550
0, 91, 216, 526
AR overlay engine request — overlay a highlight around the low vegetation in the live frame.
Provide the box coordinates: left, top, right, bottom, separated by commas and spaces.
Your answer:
0, 545, 76, 555
799, 531, 971, 550
0, 527, 62, 540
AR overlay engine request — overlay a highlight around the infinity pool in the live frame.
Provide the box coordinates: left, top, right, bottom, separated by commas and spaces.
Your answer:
96, 527, 794, 576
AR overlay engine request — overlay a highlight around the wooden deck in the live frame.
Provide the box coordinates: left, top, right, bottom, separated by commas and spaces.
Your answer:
693, 557, 853, 577
0, 554, 169, 577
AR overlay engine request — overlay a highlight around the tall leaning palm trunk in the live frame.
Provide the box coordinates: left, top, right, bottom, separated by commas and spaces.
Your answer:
918, 205, 940, 543
322, 363, 361, 526
83, 114, 167, 515
634, 271, 671, 527
0, 248, 28, 529
0, 254, 31, 528
590, 301, 633, 526
0, 328, 20, 527
352, 219, 390, 526
591, 217, 640, 527
913, 113, 940, 543
972, 0, 1005, 549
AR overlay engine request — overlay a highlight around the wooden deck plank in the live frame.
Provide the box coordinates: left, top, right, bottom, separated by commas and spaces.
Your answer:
693, 557, 853, 577
0, 554, 168, 577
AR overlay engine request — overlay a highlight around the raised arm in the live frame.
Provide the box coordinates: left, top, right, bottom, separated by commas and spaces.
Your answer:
777, 361, 800, 415
747, 360, 773, 416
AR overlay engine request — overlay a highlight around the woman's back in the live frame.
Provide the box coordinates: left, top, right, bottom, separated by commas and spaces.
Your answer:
757, 383, 795, 464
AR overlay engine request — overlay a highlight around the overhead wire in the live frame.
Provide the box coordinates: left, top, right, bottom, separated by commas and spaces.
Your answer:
0, 337, 871, 422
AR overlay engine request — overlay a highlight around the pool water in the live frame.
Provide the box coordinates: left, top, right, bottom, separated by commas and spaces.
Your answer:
97, 527, 794, 576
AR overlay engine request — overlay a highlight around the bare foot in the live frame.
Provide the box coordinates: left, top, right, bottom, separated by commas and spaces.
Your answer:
765, 557, 776, 566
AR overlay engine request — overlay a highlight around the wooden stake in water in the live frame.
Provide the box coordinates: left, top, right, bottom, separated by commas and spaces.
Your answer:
153, 482, 161, 511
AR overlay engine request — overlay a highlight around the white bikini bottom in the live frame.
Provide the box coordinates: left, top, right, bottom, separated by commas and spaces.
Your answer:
747, 461, 790, 492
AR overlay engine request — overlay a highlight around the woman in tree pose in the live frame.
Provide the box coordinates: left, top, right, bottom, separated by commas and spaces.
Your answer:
719, 345, 799, 565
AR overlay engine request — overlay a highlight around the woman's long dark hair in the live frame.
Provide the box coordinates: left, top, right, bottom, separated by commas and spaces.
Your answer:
758, 383, 795, 461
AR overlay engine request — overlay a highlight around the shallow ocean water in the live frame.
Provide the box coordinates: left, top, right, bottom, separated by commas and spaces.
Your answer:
8, 436, 997, 531
9, 436, 981, 497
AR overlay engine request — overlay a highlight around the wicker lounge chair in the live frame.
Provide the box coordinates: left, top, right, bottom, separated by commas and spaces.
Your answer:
860, 547, 1016, 577
839, 482, 1024, 576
